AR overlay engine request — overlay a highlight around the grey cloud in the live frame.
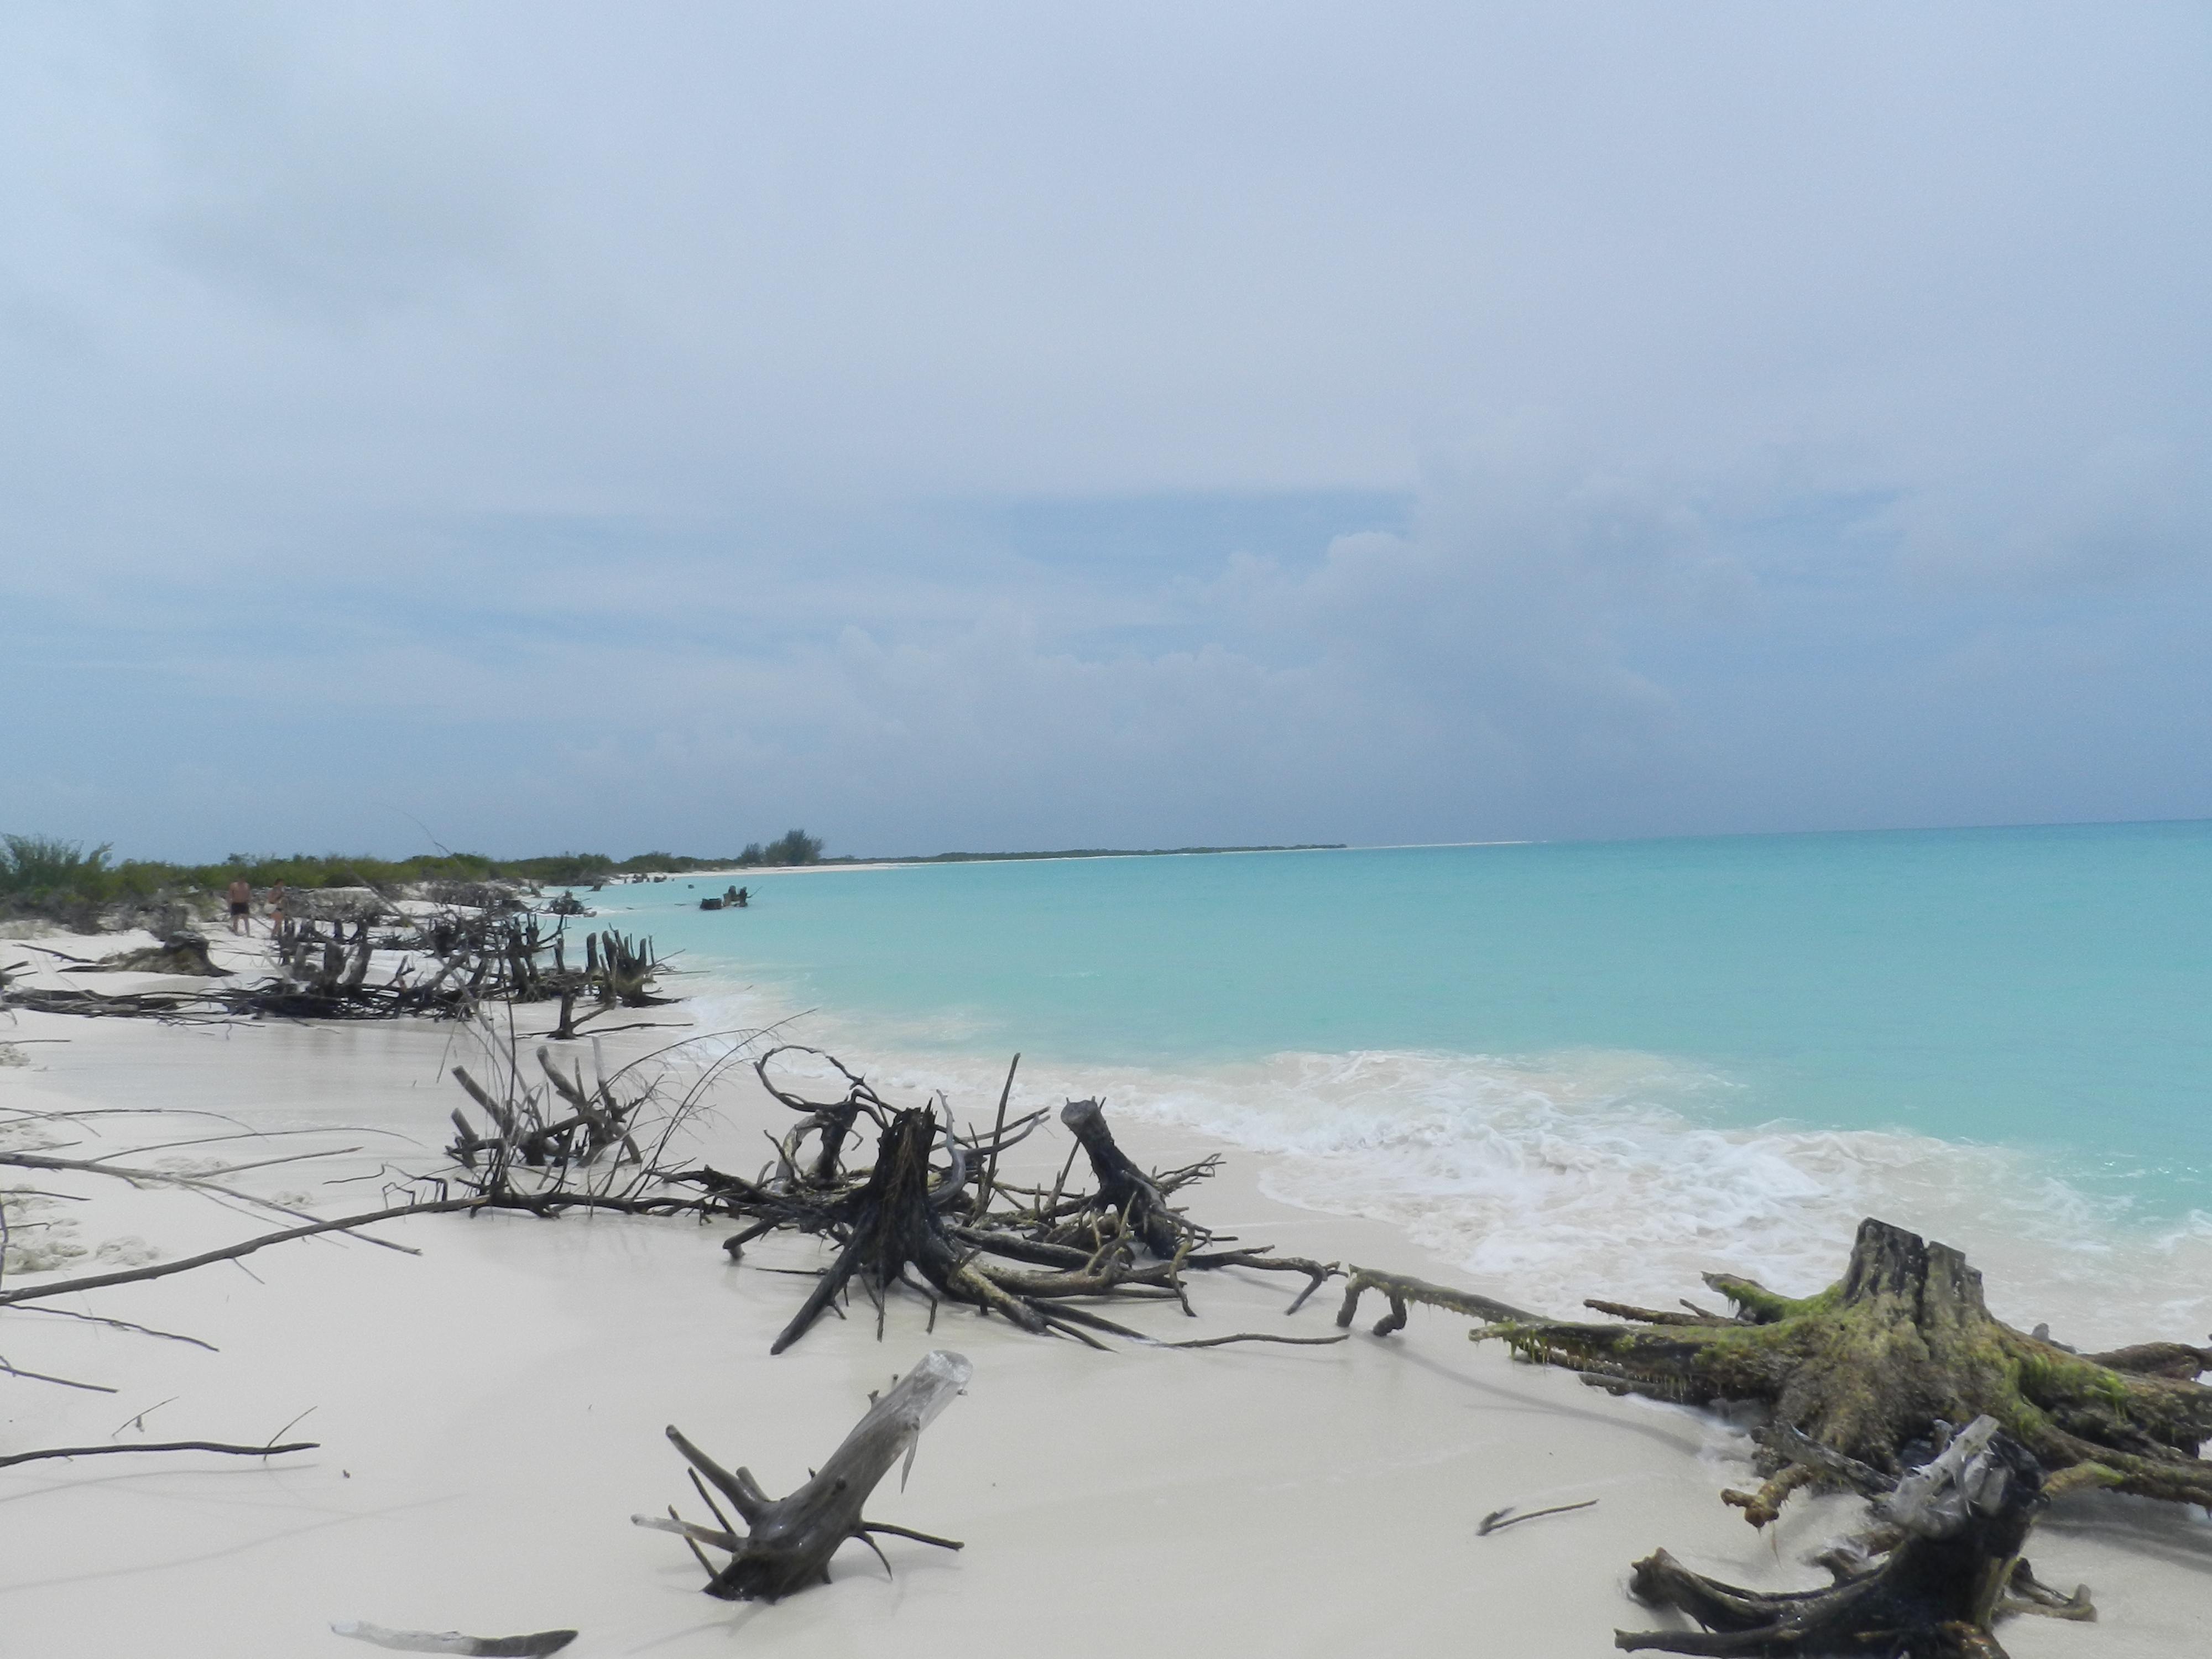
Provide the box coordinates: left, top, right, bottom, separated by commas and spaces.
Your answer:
3, 2, 2210, 858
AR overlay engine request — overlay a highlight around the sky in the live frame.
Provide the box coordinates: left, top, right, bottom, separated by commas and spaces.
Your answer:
4, 2, 2210, 860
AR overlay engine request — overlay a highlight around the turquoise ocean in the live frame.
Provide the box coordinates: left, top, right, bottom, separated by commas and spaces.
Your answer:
583, 821, 2211, 1343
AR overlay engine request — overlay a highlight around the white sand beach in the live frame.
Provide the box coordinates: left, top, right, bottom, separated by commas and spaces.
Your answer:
2, 929, 2205, 1657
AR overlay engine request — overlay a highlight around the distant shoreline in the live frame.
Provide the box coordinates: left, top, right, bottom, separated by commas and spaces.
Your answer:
839, 841, 1347, 865
595, 842, 1350, 882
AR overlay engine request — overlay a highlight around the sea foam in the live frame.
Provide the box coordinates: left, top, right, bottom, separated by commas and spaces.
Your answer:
684, 981, 2212, 1353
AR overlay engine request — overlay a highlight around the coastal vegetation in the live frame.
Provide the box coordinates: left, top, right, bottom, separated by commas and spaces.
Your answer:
1, 828, 1342, 930
0, 834, 815, 919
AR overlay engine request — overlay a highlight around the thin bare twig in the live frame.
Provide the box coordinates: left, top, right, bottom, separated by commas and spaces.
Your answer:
0, 1438, 318, 1470
1476, 1499, 1598, 1536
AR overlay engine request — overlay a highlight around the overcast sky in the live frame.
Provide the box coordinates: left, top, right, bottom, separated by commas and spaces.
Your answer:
5, 2, 2209, 860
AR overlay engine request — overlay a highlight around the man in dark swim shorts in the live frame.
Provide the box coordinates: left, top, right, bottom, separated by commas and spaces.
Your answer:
227, 878, 252, 935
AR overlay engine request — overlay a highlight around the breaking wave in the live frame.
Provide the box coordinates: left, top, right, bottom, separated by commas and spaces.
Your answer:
686, 977, 2212, 1352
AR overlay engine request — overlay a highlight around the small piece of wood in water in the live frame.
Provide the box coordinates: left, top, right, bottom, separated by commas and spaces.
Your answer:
330, 1622, 577, 1656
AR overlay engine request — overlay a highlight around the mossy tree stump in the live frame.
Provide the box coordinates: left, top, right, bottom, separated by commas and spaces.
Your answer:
1483, 1218, 2212, 1526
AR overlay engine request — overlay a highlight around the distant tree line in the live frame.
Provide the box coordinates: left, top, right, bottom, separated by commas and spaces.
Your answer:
0, 829, 828, 926
3, 828, 1347, 928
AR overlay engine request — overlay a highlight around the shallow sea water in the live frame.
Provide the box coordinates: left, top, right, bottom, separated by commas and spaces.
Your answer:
585, 822, 2212, 1343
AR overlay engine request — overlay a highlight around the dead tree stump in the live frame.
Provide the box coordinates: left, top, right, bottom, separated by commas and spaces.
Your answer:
1618, 1417, 2044, 1657
1480, 1217, 2212, 1525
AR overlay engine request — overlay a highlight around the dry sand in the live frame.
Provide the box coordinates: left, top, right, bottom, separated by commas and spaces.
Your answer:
1, 927, 2205, 1656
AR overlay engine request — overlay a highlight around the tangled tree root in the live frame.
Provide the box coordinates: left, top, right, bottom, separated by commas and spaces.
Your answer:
1481, 1218, 2212, 1526
1617, 1417, 2047, 1658
684, 1048, 1340, 1354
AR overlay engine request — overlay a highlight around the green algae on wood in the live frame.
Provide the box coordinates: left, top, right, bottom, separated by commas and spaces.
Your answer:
1481, 1217, 2212, 1527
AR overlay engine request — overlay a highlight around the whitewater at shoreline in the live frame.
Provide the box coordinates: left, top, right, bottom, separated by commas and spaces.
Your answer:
1, 925, 2207, 1656
682, 969, 2212, 1357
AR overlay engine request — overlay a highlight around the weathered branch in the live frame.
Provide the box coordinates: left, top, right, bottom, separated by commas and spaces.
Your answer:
0, 1197, 491, 1306
1334, 1265, 1535, 1335
635, 1349, 971, 1600
0, 1438, 319, 1470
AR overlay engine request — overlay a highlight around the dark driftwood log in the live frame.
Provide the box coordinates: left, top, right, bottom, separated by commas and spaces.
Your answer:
1479, 1217, 2212, 1525
1058, 1098, 1183, 1257
1618, 1417, 2043, 1658
636, 1349, 970, 1600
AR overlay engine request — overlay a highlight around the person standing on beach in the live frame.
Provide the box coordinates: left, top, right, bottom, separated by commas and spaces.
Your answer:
227, 877, 252, 935
267, 881, 287, 934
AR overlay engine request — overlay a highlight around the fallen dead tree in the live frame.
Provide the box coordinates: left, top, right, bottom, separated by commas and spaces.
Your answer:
634, 1349, 971, 1600
1486, 1218, 2212, 1527
672, 1047, 1342, 1354
1617, 1416, 2058, 1658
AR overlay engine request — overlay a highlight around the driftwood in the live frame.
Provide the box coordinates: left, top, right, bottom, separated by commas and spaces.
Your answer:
447, 1041, 643, 1171
635, 1349, 970, 1600
331, 1623, 576, 1655
748, 1045, 887, 1189
0, 1438, 318, 1470
0, 1196, 497, 1308
684, 1050, 1340, 1354
0, 1122, 496, 1478
2, 913, 666, 1029
1617, 1417, 2047, 1657
1472, 1218, 2212, 1526
1335, 1265, 1536, 1335
740, 1105, 1067, 1354
1477, 1499, 1598, 1535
